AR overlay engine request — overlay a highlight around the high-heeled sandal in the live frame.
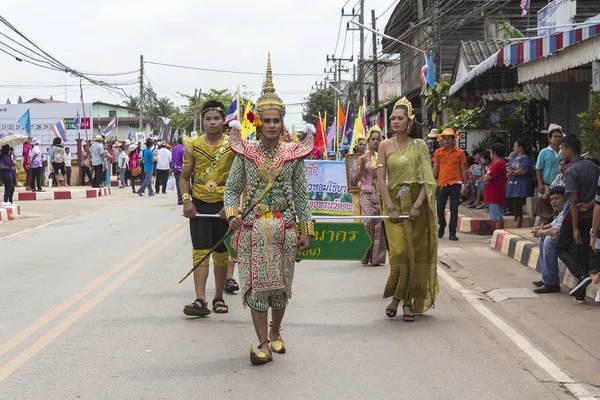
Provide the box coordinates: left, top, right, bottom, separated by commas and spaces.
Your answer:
270, 325, 286, 354
250, 338, 273, 365
403, 305, 415, 322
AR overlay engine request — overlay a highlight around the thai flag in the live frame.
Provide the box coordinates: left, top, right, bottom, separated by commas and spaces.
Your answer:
52, 119, 68, 142
520, 0, 530, 16
420, 56, 429, 88
103, 117, 116, 136
97, 118, 102, 134
158, 126, 164, 140
74, 110, 81, 130
225, 89, 239, 124
128, 126, 133, 141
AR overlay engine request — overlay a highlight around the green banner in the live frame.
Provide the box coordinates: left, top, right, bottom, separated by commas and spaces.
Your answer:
225, 222, 372, 260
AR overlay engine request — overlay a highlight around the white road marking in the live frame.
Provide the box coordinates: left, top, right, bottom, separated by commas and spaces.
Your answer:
0, 198, 129, 241
438, 267, 596, 400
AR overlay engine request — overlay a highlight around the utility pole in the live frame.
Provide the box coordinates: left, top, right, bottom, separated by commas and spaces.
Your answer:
192, 88, 199, 132
416, 0, 429, 137
358, 0, 365, 103
139, 55, 144, 132
371, 9, 379, 110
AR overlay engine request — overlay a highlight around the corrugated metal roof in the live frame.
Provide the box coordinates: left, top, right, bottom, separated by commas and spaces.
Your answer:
459, 40, 508, 67
481, 84, 549, 102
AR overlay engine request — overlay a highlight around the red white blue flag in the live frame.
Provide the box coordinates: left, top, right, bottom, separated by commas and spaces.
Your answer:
74, 110, 81, 130
51, 119, 67, 141
225, 89, 239, 124
103, 117, 116, 136
520, 0, 530, 16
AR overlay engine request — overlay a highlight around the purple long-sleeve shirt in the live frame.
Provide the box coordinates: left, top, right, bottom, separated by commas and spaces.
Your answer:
171, 144, 185, 172
0, 154, 15, 180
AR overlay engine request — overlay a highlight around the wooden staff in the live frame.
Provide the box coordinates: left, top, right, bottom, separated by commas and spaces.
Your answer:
178, 179, 275, 284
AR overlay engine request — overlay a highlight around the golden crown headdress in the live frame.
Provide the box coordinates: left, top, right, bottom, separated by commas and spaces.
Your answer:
255, 52, 286, 118
393, 97, 415, 120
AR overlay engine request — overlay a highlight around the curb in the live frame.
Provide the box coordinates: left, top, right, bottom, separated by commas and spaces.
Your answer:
444, 209, 496, 235
490, 229, 599, 300
0, 204, 23, 222
12, 187, 112, 201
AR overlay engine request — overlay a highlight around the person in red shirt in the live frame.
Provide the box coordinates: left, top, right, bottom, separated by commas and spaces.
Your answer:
484, 143, 507, 230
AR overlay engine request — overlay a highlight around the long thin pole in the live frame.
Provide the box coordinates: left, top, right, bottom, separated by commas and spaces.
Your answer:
191, 214, 408, 220
139, 55, 144, 132
192, 88, 198, 132
358, 0, 365, 103
371, 9, 379, 110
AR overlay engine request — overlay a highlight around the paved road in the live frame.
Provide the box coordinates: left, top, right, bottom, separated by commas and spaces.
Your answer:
0, 191, 586, 399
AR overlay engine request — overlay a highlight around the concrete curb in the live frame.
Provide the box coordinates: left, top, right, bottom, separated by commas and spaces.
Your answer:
0, 204, 22, 222
490, 229, 599, 300
444, 209, 496, 235
12, 187, 112, 201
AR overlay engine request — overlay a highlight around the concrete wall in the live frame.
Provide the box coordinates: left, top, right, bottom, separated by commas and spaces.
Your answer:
92, 104, 136, 118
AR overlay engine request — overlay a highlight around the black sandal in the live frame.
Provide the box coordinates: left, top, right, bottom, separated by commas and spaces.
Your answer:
224, 278, 240, 294
385, 306, 397, 318
403, 305, 415, 322
212, 297, 229, 314
183, 298, 211, 317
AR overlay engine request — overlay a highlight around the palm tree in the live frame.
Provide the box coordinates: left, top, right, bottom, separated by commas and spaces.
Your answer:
155, 97, 176, 117
122, 95, 139, 109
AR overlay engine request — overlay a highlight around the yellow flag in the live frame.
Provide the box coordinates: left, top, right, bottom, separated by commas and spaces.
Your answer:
350, 106, 364, 154
241, 99, 255, 140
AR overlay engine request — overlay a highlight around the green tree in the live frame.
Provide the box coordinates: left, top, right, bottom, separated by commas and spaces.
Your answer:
424, 81, 460, 127
579, 86, 600, 157
302, 89, 335, 126
122, 95, 139, 109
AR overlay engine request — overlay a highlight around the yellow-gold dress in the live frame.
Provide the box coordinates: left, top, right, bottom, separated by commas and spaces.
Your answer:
382, 138, 439, 313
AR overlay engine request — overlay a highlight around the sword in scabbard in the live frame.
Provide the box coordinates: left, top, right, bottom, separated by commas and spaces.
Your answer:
178, 179, 276, 284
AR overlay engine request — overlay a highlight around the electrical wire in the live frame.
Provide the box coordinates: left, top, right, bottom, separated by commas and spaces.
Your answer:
144, 60, 322, 77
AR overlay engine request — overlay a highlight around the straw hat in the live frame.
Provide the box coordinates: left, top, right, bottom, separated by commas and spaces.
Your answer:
541, 123, 563, 135
427, 128, 440, 138
95, 135, 103, 141
437, 128, 460, 140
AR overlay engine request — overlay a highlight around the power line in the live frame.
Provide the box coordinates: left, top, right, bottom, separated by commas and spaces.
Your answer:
144, 60, 323, 77
377, 0, 400, 20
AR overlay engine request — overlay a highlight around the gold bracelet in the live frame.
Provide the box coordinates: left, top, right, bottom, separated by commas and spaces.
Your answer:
182, 193, 191, 203
299, 221, 315, 237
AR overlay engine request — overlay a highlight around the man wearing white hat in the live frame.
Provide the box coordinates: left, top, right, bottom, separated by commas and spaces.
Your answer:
534, 124, 563, 225
426, 128, 441, 160
90, 135, 105, 188
155, 140, 171, 194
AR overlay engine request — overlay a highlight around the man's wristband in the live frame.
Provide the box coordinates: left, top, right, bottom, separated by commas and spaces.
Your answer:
182, 193, 191, 203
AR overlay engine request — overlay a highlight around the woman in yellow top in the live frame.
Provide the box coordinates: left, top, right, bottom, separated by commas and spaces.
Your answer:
376, 97, 439, 322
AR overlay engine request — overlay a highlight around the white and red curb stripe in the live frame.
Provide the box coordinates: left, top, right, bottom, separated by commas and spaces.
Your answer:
0, 204, 22, 222
12, 187, 112, 201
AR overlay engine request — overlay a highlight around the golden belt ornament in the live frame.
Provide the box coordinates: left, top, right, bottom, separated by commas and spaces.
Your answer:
205, 180, 218, 192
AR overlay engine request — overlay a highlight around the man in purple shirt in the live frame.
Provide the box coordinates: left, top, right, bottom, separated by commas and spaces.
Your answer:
171, 137, 185, 205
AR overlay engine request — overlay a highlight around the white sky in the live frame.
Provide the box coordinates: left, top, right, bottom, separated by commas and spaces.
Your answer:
0, 0, 397, 128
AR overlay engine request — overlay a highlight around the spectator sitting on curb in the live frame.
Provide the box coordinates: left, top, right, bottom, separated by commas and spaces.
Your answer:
531, 186, 566, 294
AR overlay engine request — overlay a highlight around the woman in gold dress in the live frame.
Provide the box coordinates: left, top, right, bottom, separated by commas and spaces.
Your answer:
376, 97, 439, 322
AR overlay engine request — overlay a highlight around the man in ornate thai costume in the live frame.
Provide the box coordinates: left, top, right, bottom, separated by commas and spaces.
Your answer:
224, 53, 315, 364
376, 97, 439, 322
181, 100, 236, 317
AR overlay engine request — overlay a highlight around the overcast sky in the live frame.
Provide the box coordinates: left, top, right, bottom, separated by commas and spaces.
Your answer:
1, 0, 396, 128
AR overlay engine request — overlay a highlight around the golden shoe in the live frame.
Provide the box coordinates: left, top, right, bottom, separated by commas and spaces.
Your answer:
250, 344, 273, 365
270, 338, 286, 354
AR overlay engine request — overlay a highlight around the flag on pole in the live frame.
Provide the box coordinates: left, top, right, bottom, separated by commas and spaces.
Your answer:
166, 126, 172, 143
314, 113, 326, 154
103, 117, 116, 136
326, 118, 337, 151
420, 56, 430, 88
241, 99, 256, 139
225, 88, 240, 124
520, 0, 530, 16
128, 126, 133, 141
337, 102, 345, 129
74, 110, 81, 131
158, 126, 164, 140
97, 118, 102, 135
342, 107, 353, 144
173, 127, 179, 142
361, 100, 369, 131
350, 108, 364, 153
17, 109, 31, 137
51, 119, 68, 142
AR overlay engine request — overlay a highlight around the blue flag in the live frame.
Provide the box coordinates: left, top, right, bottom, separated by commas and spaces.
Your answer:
18, 109, 31, 137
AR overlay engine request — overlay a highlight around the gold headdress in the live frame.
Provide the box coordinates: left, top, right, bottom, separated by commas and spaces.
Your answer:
255, 52, 286, 120
393, 97, 415, 120
367, 125, 382, 139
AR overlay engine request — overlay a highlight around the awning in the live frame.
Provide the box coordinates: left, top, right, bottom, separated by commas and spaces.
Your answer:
449, 23, 600, 96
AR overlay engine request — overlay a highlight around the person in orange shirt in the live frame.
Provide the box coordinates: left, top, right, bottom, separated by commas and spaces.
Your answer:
432, 128, 468, 241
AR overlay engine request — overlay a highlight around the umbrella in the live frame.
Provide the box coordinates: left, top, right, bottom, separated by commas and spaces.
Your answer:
0, 132, 29, 148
